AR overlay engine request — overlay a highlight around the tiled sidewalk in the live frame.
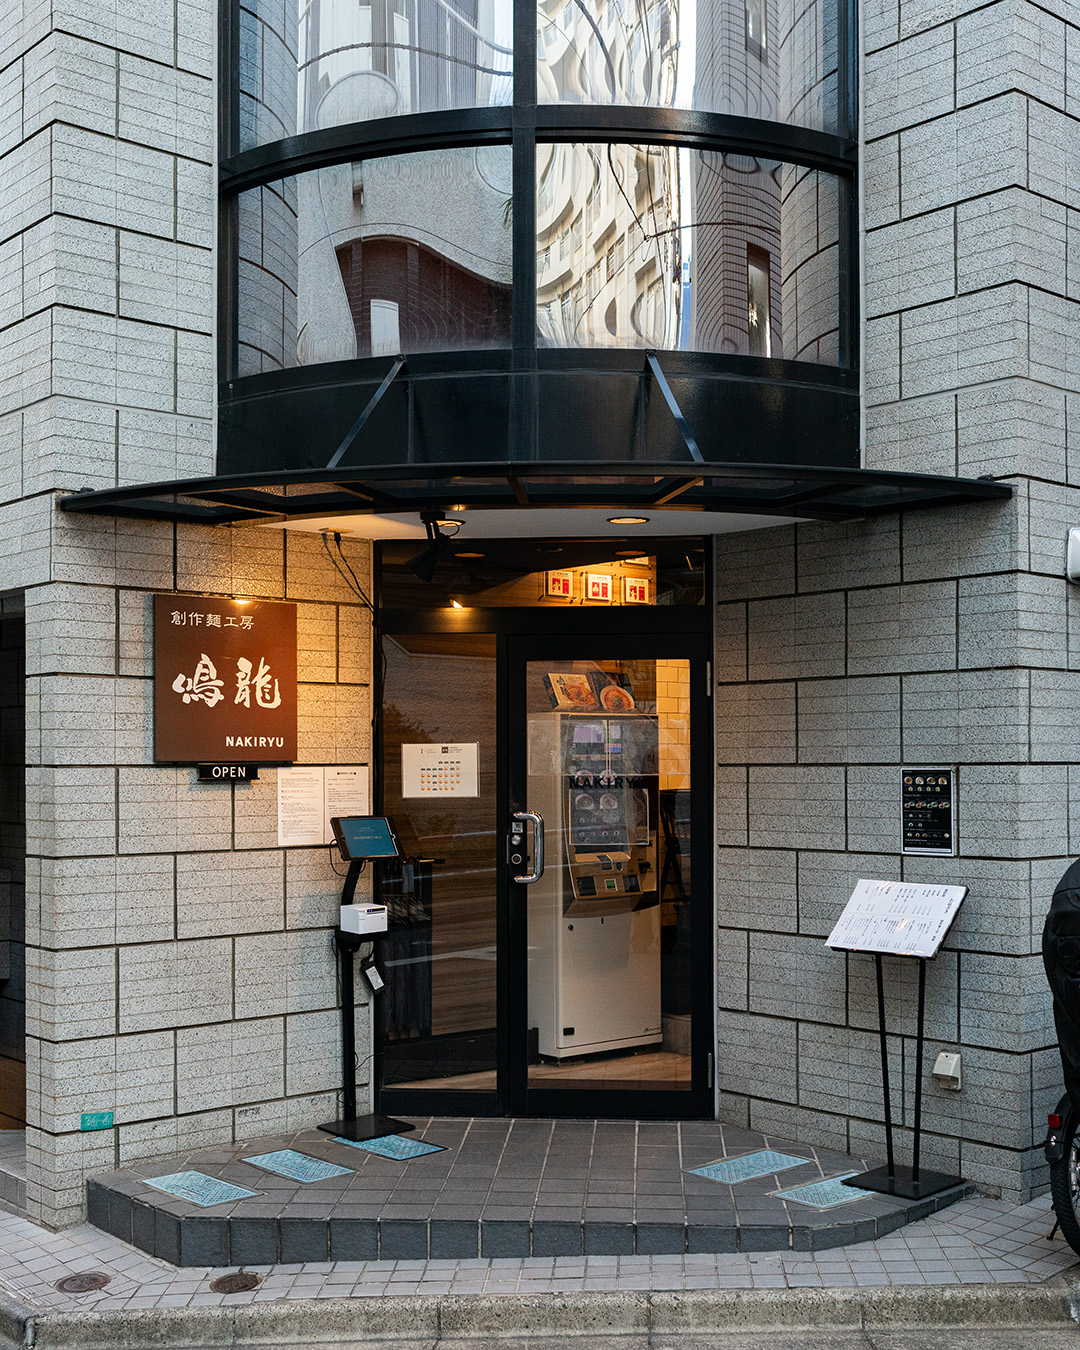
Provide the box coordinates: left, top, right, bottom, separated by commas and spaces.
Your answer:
0, 1190, 1074, 1315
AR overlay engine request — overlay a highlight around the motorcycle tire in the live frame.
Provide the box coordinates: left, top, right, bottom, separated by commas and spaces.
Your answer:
1049, 1110, 1080, 1257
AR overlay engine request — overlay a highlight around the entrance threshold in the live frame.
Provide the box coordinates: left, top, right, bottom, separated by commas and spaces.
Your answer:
86, 1119, 967, 1266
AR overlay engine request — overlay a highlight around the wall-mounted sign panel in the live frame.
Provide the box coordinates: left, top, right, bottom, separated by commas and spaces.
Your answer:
585, 574, 612, 602
901, 768, 955, 855
197, 763, 260, 782
623, 577, 649, 604
80, 1111, 114, 1131
546, 570, 574, 599
154, 596, 297, 763
826, 878, 967, 959
402, 742, 479, 797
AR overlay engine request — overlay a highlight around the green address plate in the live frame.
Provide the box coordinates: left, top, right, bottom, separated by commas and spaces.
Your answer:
80, 1111, 114, 1131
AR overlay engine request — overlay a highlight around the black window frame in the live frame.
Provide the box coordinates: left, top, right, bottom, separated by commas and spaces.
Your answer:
218, 0, 857, 381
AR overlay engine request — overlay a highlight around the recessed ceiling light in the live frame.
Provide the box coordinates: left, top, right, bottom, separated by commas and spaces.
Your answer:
608, 516, 649, 525
455, 551, 485, 558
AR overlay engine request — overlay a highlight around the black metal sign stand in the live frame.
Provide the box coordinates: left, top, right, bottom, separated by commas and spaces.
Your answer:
844, 952, 963, 1201
318, 858, 413, 1144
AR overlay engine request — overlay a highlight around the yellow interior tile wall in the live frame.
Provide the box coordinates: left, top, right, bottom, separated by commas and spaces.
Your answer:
656, 659, 690, 790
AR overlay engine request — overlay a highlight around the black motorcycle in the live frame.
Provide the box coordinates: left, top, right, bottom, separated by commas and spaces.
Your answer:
1045, 1092, 1080, 1254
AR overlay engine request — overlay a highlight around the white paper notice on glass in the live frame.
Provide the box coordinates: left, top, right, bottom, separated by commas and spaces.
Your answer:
401, 743, 479, 797
278, 765, 371, 845
826, 878, 967, 959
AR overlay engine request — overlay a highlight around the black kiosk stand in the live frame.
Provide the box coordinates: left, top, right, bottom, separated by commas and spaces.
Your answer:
317, 816, 414, 1145
827, 878, 967, 1201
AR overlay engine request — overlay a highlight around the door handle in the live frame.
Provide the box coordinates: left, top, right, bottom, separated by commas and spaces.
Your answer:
511, 811, 545, 883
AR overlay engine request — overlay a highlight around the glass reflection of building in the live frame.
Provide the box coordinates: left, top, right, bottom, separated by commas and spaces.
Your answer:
534, 145, 837, 360
225, 0, 853, 472
238, 0, 514, 375
533, 0, 839, 360
535, 0, 837, 126
238, 148, 514, 375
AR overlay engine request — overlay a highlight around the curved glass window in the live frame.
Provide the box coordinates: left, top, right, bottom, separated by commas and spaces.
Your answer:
536, 0, 839, 132
536, 143, 839, 362
239, 0, 513, 151
236, 0, 841, 152
237, 146, 513, 375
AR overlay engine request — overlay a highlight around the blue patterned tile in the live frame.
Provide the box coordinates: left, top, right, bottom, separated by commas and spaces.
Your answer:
687, 1151, 810, 1185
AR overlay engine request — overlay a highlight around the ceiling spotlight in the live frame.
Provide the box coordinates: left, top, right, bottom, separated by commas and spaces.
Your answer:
406, 514, 455, 583
608, 516, 649, 525
450, 600, 464, 609
434, 518, 461, 528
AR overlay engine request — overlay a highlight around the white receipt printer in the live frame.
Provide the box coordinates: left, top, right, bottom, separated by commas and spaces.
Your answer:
340, 903, 389, 937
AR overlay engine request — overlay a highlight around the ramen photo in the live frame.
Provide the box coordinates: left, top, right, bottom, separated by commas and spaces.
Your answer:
543, 672, 599, 710
598, 683, 635, 712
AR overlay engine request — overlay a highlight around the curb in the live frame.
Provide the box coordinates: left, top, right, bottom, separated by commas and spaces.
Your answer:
0, 1278, 1075, 1348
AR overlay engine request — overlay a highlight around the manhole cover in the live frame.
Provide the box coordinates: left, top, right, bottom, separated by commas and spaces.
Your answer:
210, 1271, 260, 1294
55, 1272, 111, 1293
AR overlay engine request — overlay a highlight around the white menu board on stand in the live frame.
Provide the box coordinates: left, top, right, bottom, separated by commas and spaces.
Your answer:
826, 878, 967, 958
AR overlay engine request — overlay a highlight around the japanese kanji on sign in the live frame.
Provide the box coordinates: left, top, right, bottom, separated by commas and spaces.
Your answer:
154, 596, 298, 763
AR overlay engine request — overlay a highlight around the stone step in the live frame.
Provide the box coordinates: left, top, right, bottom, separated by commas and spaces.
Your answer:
86, 1119, 969, 1267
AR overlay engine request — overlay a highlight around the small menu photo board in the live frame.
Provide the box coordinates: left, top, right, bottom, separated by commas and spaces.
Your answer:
826, 879, 967, 959
401, 742, 480, 797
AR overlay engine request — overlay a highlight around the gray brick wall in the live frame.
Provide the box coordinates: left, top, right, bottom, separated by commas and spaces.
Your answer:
15, 523, 376, 1229
713, 0, 1080, 1203
0, 0, 378, 1230
715, 511, 1075, 1199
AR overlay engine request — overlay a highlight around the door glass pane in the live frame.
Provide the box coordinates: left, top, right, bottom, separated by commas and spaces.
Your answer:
379, 634, 498, 1092
524, 658, 692, 1092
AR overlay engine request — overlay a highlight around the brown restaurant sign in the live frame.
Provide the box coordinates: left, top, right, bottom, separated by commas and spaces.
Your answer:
153, 595, 298, 763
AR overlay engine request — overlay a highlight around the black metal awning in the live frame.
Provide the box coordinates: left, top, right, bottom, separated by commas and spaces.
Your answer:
57, 462, 1011, 526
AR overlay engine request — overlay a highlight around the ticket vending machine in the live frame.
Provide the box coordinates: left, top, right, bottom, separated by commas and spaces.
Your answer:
525, 712, 661, 1060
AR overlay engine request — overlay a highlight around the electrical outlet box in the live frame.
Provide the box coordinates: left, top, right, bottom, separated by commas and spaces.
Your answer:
932, 1051, 962, 1090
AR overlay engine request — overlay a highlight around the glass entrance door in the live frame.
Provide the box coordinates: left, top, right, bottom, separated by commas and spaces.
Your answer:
506, 637, 712, 1118
375, 622, 712, 1120
377, 632, 500, 1111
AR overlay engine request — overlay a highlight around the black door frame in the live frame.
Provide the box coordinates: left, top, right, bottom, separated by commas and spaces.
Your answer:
376, 570, 713, 1121
502, 628, 715, 1120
